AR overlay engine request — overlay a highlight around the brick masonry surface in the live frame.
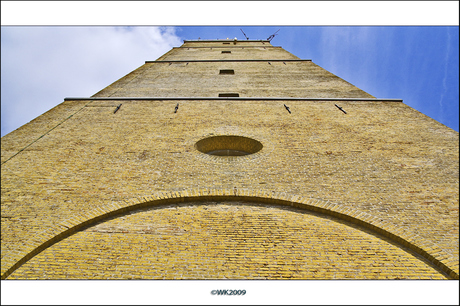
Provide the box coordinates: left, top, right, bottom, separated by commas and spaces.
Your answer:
7, 202, 446, 279
91, 61, 374, 99
1, 40, 458, 279
92, 41, 374, 99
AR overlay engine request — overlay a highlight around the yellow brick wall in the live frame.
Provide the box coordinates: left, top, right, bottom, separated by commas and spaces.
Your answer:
93, 41, 373, 99
1, 40, 458, 279
7, 202, 446, 279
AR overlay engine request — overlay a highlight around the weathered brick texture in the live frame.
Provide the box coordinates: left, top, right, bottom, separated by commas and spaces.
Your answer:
8, 202, 446, 279
1, 40, 458, 279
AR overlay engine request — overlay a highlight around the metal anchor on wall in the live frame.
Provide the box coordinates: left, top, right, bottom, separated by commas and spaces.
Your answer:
284, 104, 291, 114
114, 104, 122, 114
334, 104, 347, 114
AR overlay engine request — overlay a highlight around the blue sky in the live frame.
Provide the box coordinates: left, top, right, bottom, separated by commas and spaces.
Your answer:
2, 25, 458, 136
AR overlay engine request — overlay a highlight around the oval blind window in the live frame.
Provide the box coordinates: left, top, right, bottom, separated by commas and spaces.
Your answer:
195, 135, 263, 157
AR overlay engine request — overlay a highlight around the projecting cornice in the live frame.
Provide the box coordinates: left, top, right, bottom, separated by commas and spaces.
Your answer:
66, 97, 403, 102
183, 40, 270, 42
146, 59, 312, 63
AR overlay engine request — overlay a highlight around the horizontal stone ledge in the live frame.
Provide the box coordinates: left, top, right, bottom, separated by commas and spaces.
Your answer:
174, 46, 283, 49
146, 59, 312, 63
64, 97, 403, 102
183, 40, 270, 43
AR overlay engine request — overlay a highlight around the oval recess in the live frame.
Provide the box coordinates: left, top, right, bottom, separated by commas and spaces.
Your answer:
195, 135, 263, 157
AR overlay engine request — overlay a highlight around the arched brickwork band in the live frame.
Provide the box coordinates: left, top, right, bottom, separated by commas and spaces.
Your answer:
1, 188, 458, 279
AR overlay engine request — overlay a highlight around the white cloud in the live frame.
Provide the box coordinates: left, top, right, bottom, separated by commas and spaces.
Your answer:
1, 26, 182, 136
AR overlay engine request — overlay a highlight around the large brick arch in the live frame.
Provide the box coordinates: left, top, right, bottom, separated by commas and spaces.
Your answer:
1, 188, 458, 279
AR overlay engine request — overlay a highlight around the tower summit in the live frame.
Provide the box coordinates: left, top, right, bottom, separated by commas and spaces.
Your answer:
1, 39, 458, 280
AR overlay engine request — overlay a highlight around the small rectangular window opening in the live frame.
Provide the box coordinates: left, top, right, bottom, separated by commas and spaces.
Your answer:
219, 93, 239, 97
223, 42, 230, 45
219, 69, 234, 75
221, 51, 231, 54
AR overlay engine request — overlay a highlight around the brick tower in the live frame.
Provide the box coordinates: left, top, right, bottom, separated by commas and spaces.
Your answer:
1, 39, 458, 279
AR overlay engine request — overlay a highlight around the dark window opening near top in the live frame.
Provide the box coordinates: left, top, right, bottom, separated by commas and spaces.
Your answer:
222, 51, 231, 54
220, 69, 234, 75
219, 93, 239, 97
223, 42, 230, 45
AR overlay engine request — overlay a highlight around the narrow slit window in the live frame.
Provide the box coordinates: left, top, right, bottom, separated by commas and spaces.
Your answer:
219, 69, 234, 75
223, 42, 230, 45
221, 51, 231, 54
219, 93, 239, 97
